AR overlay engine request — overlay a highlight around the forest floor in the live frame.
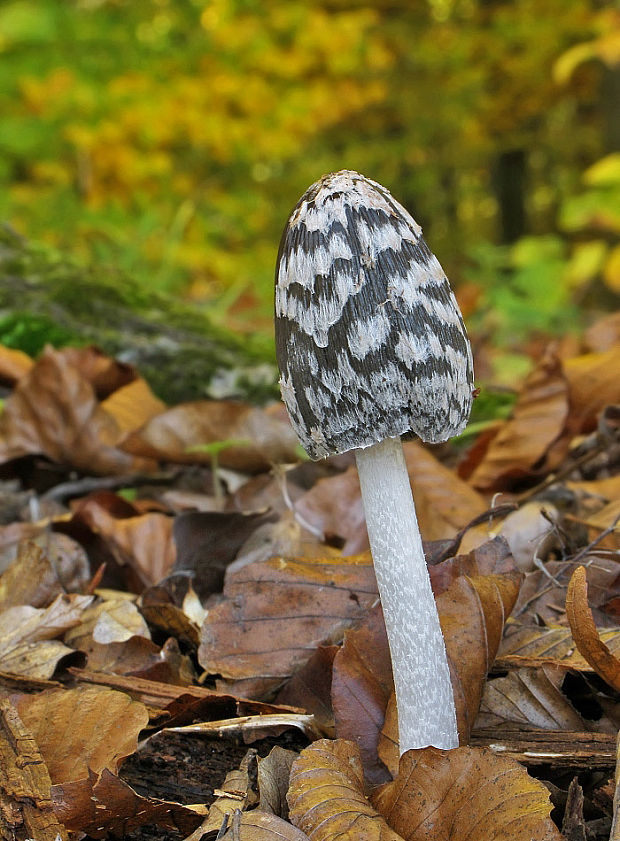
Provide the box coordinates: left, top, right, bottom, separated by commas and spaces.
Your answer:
0, 312, 619, 840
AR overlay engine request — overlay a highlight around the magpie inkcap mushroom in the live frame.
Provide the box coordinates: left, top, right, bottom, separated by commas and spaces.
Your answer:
275, 170, 474, 752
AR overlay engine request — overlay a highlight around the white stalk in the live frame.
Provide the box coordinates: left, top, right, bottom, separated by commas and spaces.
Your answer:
355, 435, 458, 754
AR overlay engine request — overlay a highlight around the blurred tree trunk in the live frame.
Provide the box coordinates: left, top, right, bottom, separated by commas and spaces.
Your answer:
493, 149, 527, 243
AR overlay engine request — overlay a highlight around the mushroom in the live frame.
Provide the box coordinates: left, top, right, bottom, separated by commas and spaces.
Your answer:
275, 170, 474, 754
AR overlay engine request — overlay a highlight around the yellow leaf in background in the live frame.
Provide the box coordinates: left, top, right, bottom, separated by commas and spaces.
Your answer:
603, 243, 620, 293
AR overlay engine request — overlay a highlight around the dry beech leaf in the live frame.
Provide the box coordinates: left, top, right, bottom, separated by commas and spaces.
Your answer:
276, 645, 338, 739
468, 351, 570, 491
15, 685, 149, 782
0, 593, 93, 678
58, 346, 136, 398
331, 606, 393, 785
563, 347, 620, 431
0, 345, 153, 475
287, 739, 403, 841
101, 376, 167, 434
51, 767, 202, 838
74, 495, 175, 586
475, 665, 617, 732
371, 746, 562, 841
566, 565, 620, 691
497, 624, 620, 672
121, 399, 299, 472
0, 536, 89, 609
199, 555, 378, 698
0, 343, 33, 384
64, 596, 150, 649
217, 810, 310, 841
584, 310, 620, 352
258, 746, 298, 819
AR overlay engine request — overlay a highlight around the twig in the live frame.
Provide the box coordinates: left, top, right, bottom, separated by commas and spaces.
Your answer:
41, 470, 180, 502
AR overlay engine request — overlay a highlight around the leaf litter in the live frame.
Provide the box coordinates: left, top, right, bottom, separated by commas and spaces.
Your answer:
0, 316, 617, 839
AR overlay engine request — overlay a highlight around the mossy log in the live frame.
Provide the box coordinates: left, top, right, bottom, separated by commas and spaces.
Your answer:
0, 226, 277, 403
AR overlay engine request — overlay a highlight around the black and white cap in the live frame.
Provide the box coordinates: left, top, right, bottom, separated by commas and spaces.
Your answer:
275, 170, 474, 460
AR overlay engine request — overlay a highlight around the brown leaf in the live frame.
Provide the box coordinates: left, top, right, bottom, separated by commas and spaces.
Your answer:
191, 749, 258, 838
498, 623, 620, 672
564, 347, 620, 431
287, 739, 403, 841
217, 810, 310, 840
101, 376, 167, 433
0, 593, 92, 678
275, 645, 338, 738
0, 345, 153, 475
468, 350, 570, 491
476, 665, 618, 732
331, 605, 393, 785
73, 494, 175, 586
0, 537, 89, 610
258, 746, 298, 819
51, 768, 202, 838
0, 343, 33, 385
15, 685, 149, 782
371, 746, 562, 840
64, 594, 150, 648
58, 345, 136, 399
121, 399, 299, 472
199, 555, 378, 698
584, 310, 620, 352
566, 565, 620, 691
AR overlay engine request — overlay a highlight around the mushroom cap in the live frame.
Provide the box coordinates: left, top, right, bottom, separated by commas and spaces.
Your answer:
275, 170, 474, 460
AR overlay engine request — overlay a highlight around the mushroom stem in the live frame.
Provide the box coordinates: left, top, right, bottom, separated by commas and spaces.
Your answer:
354, 435, 458, 754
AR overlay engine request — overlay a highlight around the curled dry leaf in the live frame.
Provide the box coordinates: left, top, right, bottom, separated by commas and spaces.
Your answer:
15, 685, 149, 782
217, 810, 311, 841
370, 746, 562, 841
476, 665, 613, 732
100, 376, 167, 433
199, 555, 378, 698
73, 494, 176, 587
58, 346, 136, 399
0, 345, 154, 475
188, 749, 259, 839
64, 595, 150, 649
0, 593, 93, 678
468, 350, 570, 491
497, 623, 620, 672
121, 399, 299, 472
258, 746, 298, 819
287, 739, 403, 841
566, 565, 620, 691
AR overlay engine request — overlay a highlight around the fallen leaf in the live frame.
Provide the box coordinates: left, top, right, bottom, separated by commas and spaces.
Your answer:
371, 745, 562, 840
287, 739, 403, 841
0, 537, 89, 609
15, 685, 149, 781
564, 347, 620, 431
189, 749, 258, 838
217, 810, 311, 840
258, 746, 298, 819
51, 767, 202, 838
121, 399, 299, 472
468, 350, 570, 491
0, 343, 33, 384
0, 593, 92, 678
331, 606, 393, 785
58, 346, 136, 399
101, 376, 167, 433
73, 493, 175, 586
566, 565, 620, 691
585, 310, 620, 352
64, 595, 150, 649
0, 345, 154, 475
275, 645, 338, 739
199, 554, 378, 698
475, 665, 616, 731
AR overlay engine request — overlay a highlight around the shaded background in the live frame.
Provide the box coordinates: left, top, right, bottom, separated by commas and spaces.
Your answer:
0, 0, 618, 383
